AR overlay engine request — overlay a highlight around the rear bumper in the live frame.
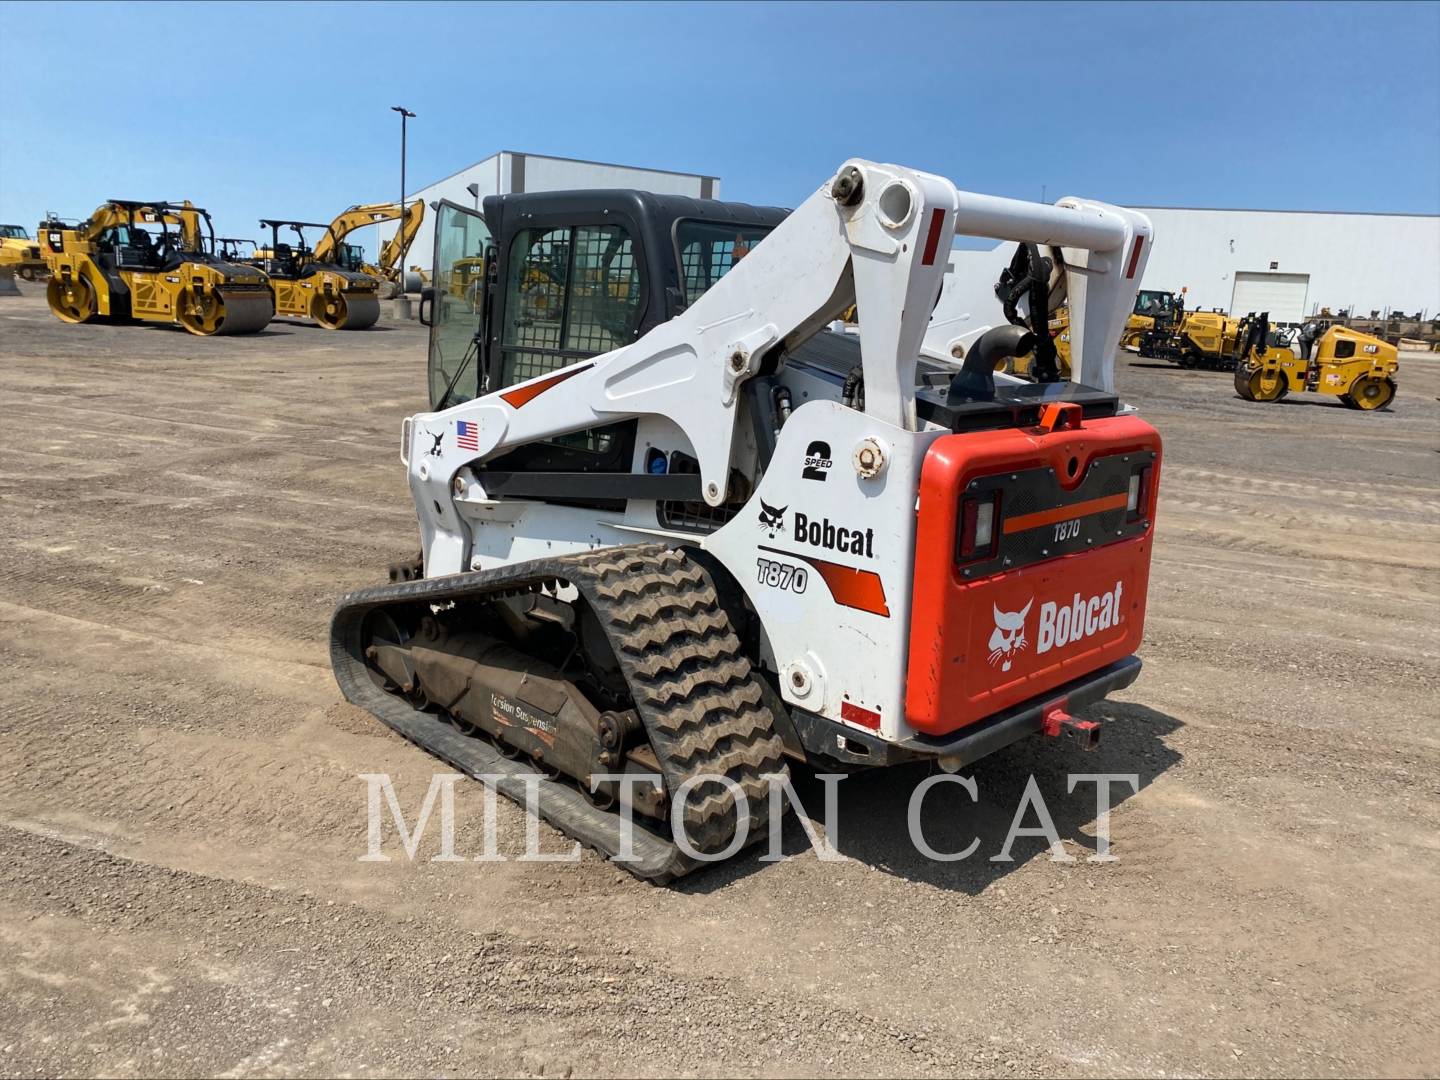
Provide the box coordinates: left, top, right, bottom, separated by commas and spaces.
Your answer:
789, 655, 1141, 770
899, 655, 1141, 764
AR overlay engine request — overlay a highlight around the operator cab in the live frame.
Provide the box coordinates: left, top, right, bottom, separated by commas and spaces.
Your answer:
334, 242, 366, 273
1134, 289, 1181, 323
423, 190, 787, 411
257, 220, 343, 279
92, 201, 217, 273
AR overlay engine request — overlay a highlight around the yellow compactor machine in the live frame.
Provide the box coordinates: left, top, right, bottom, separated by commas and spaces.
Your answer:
41, 200, 273, 335
1234, 314, 1399, 410
255, 220, 382, 330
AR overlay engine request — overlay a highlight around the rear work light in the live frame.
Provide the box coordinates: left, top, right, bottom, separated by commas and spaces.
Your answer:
958, 491, 1000, 561
1127, 464, 1153, 521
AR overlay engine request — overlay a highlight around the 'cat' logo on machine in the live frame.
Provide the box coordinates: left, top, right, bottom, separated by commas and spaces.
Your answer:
793, 511, 874, 558
1036, 581, 1124, 655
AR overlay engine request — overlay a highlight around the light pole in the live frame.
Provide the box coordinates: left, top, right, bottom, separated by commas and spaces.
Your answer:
391, 106, 415, 313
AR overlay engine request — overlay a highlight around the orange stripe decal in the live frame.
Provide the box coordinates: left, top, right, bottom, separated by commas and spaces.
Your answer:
1002, 492, 1128, 535
499, 363, 592, 409
762, 546, 890, 617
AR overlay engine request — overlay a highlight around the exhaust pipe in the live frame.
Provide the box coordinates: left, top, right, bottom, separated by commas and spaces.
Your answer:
948, 324, 1035, 402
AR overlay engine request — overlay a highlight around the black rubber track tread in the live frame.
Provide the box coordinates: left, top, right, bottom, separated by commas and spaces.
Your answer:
330, 543, 789, 881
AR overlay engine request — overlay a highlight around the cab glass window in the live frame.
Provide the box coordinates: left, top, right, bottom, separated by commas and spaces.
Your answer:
500, 223, 640, 388
676, 221, 773, 305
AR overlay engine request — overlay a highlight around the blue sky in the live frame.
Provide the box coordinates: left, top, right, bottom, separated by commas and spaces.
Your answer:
2, 0, 1437, 258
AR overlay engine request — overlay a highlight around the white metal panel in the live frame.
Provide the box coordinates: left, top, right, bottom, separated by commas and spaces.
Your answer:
1230, 271, 1309, 323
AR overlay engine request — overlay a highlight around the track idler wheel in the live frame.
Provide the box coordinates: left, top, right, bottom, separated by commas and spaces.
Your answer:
1346, 376, 1396, 411
47, 274, 98, 324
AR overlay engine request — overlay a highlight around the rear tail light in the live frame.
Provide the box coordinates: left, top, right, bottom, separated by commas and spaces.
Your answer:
1127, 464, 1153, 521
958, 492, 1000, 561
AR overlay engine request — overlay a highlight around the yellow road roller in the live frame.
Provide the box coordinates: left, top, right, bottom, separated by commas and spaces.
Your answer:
1234, 314, 1399, 410
254, 220, 381, 330
40, 200, 273, 335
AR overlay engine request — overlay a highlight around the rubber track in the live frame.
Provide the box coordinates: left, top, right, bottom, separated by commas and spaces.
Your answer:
330, 543, 789, 881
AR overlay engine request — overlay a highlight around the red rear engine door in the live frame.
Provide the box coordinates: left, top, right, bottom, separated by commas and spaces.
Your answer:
905, 412, 1161, 737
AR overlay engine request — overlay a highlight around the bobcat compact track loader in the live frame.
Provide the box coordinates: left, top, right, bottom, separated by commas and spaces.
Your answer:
331, 161, 1161, 880
1234, 313, 1398, 409
41, 200, 273, 335
254, 220, 382, 330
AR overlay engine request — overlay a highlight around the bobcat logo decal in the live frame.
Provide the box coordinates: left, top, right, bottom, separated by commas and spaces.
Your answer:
988, 599, 1032, 672
425, 429, 444, 457
757, 499, 787, 538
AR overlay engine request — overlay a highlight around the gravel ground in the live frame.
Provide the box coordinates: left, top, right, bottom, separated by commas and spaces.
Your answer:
1, 285, 1437, 1078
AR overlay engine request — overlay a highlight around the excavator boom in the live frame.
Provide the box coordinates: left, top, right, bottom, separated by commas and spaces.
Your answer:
312, 202, 425, 280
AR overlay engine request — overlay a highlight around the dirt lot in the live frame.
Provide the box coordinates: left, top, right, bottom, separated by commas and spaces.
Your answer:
1, 285, 1436, 1079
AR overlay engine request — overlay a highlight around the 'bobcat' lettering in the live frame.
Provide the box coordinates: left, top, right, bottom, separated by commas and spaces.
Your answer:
1036, 581, 1123, 655
792, 511, 874, 558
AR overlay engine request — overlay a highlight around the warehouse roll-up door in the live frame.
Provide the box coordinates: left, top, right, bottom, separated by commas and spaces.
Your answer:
1231, 271, 1310, 323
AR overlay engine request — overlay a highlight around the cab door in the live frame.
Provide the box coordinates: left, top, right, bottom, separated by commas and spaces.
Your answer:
425, 200, 493, 409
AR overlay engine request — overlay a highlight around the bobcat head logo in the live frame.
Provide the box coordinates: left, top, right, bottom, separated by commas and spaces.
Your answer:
425, 429, 444, 458
988, 599, 1032, 672
757, 499, 787, 538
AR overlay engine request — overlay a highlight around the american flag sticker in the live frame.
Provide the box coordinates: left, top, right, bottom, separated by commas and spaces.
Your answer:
456, 420, 479, 451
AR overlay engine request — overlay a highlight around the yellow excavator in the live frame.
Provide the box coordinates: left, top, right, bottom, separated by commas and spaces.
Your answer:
316, 201, 425, 295
254, 219, 383, 330
41, 200, 273, 335
0, 224, 47, 280
1234, 313, 1398, 410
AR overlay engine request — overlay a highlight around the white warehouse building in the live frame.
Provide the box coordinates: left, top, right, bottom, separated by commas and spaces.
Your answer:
945, 206, 1439, 327
1133, 207, 1438, 321
382, 150, 720, 276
